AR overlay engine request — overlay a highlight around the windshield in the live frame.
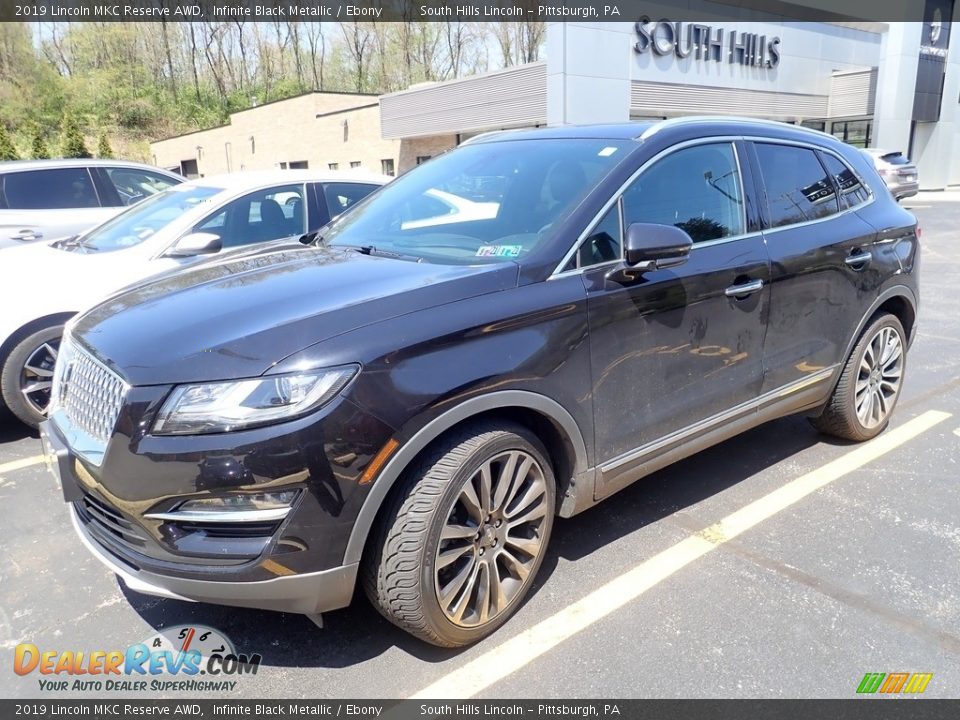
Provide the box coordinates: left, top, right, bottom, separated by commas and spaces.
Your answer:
325, 138, 631, 264
81, 184, 224, 252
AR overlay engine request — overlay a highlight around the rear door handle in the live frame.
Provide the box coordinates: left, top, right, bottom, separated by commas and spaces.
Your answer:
724, 279, 764, 298
844, 251, 872, 269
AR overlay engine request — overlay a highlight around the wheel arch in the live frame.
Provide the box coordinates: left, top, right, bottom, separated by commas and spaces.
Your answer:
0, 312, 77, 367
826, 285, 917, 400
343, 390, 589, 566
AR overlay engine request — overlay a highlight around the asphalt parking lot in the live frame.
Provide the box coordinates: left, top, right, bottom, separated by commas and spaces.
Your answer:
2, 192, 959, 700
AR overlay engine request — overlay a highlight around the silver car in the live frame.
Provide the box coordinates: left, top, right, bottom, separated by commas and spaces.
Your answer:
862, 149, 919, 201
0, 159, 183, 249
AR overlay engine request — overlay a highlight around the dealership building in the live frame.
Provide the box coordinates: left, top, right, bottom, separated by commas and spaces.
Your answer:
152, 14, 960, 189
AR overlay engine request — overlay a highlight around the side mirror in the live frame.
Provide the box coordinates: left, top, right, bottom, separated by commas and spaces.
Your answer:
624, 222, 692, 270
165, 232, 222, 258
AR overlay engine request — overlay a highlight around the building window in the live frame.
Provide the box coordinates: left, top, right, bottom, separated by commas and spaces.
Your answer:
800, 120, 826, 132
350, 161, 361, 169
288, 160, 308, 169
830, 120, 872, 149
416, 155, 431, 165
278, 162, 288, 170
381, 158, 395, 176
328, 162, 339, 171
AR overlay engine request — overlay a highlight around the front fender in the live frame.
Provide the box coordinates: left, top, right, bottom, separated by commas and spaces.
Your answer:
341, 389, 590, 566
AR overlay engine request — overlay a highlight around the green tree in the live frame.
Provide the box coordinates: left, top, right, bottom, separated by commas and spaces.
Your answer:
0, 125, 19, 161
96, 132, 113, 159
30, 127, 50, 159
60, 115, 91, 158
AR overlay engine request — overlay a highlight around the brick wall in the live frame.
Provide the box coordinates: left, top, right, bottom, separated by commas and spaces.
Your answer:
150, 93, 403, 178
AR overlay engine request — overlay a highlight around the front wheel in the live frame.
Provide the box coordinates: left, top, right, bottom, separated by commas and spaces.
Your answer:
362, 422, 555, 647
810, 313, 906, 442
0, 324, 64, 429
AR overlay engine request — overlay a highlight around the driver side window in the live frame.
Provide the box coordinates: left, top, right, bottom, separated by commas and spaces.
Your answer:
622, 143, 745, 243
191, 184, 307, 249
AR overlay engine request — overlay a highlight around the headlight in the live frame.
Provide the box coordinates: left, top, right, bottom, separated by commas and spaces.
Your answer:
152, 365, 358, 435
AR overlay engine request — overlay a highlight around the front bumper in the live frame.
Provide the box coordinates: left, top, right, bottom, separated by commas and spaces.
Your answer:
71, 505, 357, 614
39, 389, 394, 615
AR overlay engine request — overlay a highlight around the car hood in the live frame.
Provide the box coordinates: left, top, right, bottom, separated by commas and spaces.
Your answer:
0, 241, 149, 301
72, 243, 519, 385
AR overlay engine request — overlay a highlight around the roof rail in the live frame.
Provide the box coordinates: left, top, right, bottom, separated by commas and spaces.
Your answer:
459, 131, 505, 146
639, 115, 834, 141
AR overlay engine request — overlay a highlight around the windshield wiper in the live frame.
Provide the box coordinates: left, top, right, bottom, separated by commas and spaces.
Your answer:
51, 235, 97, 252
353, 245, 423, 263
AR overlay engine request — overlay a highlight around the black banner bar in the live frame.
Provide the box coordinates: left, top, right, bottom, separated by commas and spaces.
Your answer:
0, 0, 948, 23
2, 700, 960, 720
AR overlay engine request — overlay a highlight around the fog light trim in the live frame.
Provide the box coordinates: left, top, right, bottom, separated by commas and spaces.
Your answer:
144, 507, 292, 523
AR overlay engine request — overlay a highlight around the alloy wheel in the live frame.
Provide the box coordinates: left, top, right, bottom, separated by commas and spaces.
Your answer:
19, 339, 59, 417
434, 450, 549, 627
855, 325, 903, 429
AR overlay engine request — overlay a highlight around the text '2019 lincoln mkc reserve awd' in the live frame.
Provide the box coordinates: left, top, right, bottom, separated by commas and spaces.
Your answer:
41, 118, 919, 647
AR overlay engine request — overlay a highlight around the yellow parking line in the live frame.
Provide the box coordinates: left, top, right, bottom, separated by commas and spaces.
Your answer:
410, 410, 952, 699
0, 455, 44, 475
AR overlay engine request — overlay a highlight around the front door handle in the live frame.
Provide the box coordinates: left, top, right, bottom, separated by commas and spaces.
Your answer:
11, 229, 41, 241
724, 278, 764, 298
844, 250, 872, 269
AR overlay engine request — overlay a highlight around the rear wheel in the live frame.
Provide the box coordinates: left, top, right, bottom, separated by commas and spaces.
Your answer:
810, 313, 906, 442
0, 324, 64, 429
362, 422, 555, 647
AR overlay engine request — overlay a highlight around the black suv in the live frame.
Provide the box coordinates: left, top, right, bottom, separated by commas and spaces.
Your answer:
41, 118, 918, 647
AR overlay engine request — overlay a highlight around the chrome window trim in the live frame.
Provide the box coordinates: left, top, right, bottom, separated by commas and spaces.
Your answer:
551, 133, 877, 279
550, 136, 750, 278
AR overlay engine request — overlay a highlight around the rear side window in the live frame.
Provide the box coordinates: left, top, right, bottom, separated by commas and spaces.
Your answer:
104, 167, 179, 207
622, 142, 745, 243
819, 153, 870, 210
1, 168, 99, 209
754, 143, 837, 228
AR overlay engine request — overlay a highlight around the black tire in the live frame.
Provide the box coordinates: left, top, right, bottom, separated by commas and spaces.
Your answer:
0, 324, 64, 429
809, 313, 906, 442
362, 422, 556, 647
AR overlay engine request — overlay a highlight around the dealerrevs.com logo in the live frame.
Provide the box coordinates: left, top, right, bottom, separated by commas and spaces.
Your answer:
14, 625, 262, 693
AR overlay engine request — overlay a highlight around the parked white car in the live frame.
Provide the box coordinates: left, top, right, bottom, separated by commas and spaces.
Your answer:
0, 159, 184, 249
400, 189, 500, 230
0, 169, 388, 427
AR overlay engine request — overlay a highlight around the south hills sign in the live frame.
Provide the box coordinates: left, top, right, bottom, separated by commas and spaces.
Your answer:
634, 19, 782, 69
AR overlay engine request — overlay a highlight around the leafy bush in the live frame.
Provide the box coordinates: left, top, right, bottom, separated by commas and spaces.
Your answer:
30, 127, 50, 159
97, 132, 113, 159
0, 125, 19, 161
61, 115, 91, 159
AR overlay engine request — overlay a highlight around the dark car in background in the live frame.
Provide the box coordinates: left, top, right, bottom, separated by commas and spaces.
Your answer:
41, 118, 919, 647
0, 159, 183, 248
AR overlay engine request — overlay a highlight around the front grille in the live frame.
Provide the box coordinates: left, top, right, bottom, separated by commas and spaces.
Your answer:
53, 336, 127, 445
